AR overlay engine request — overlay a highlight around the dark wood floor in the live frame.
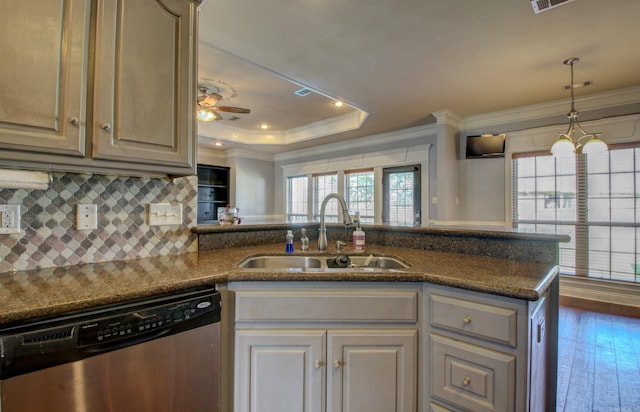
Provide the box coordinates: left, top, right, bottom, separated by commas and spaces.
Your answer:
557, 305, 640, 411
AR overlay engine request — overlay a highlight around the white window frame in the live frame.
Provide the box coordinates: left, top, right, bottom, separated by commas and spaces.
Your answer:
281, 145, 430, 226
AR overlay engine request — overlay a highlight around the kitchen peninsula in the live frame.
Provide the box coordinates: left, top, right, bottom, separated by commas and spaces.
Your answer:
0, 224, 567, 412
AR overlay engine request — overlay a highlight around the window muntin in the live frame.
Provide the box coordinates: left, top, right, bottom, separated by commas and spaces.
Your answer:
312, 173, 338, 222
345, 169, 374, 224
513, 144, 640, 283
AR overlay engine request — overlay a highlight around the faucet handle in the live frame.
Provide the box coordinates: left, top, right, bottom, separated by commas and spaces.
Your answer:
336, 241, 346, 251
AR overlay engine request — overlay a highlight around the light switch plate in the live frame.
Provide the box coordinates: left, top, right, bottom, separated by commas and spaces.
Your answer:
148, 203, 183, 226
0, 204, 21, 234
76, 204, 98, 230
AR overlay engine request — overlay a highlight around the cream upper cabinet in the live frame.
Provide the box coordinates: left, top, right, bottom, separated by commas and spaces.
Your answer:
0, 0, 89, 157
0, 0, 199, 176
92, 0, 196, 170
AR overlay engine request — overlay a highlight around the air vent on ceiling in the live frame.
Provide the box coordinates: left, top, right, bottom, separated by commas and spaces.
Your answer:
530, 0, 576, 14
294, 87, 314, 97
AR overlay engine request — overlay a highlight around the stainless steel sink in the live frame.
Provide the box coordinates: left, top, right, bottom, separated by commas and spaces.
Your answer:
237, 256, 323, 269
237, 254, 411, 271
344, 255, 409, 269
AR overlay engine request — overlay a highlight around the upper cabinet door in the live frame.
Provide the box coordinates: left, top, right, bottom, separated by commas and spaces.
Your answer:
92, 0, 196, 169
0, 0, 89, 156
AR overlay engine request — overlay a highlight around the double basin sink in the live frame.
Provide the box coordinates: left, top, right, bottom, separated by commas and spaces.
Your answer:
237, 254, 411, 272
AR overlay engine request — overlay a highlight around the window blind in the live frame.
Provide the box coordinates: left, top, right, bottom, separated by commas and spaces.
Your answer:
382, 165, 421, 226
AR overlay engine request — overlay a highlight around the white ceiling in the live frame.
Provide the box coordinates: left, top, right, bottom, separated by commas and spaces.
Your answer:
196, 0, 640, 154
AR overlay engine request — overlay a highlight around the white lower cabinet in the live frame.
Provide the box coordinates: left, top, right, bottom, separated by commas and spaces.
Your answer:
228, 280, 556, 412
231, 283, 420, 412
235, 329, 417, 412
425, 284, 556, 412
235, 329, 325, 412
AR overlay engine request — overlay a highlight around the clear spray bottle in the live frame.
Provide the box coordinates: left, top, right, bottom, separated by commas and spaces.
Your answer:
300, 228, 309, 252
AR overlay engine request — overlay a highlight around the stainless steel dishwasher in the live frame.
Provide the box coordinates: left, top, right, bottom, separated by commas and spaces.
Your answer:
0, 286, 221, 412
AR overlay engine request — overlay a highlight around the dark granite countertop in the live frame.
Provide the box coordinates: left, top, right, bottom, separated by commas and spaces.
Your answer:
0, 243, 558, 326
193, 222, 567, 242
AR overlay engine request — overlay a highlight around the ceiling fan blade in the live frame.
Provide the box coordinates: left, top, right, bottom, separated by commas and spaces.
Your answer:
202, 93, 223, 106
215, 106, 251, 114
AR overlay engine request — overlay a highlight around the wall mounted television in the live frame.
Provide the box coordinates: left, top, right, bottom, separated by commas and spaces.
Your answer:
465, 133, 506, 159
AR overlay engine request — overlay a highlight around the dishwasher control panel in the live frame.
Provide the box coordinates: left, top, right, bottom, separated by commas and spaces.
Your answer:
77, 291, 221, 346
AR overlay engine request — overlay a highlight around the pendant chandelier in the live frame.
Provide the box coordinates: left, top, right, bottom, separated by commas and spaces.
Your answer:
550, 57, 608, 157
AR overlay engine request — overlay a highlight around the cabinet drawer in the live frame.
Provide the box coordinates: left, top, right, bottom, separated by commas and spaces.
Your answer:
430, 293, 517, 346
430, 334, 515, 412
235, 290, 418, 323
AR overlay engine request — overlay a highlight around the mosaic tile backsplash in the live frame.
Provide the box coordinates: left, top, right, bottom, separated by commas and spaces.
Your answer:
0, 172, 198, 273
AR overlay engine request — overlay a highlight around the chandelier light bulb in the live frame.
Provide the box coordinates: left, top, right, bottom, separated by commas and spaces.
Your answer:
550, 58, 608, 156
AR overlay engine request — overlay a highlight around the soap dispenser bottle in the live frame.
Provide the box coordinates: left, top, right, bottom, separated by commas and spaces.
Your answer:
352, 220, 365, 253
300, 228, 309, 252
285, 230, 294, 254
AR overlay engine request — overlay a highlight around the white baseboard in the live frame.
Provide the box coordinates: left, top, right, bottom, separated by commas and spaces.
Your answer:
560, 275, 640, 308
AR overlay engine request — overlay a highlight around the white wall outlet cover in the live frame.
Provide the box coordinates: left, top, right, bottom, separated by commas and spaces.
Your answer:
76, 204, 98, 230
0, 204, 21, 234
148, 203, 183, 226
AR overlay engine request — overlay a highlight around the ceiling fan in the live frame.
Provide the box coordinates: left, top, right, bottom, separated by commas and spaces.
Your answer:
197, 84, 251, 122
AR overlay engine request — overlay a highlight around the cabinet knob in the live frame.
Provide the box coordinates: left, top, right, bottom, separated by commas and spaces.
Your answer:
314, 360, 326, 368
69, 117, 79, 126
463, 376, 471, 386
463, 315, 472, 324
334, 360, 345, 368
100, 123, 112, 132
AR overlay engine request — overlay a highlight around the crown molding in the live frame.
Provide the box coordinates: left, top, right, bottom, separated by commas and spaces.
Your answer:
197, 109, 368, 146
281, 144, 431, 176
275, 123, 437, 163
197, 145, 228, 164
432, 110, 462, 128
226, 148, 275, 162
461, 85, 640, 131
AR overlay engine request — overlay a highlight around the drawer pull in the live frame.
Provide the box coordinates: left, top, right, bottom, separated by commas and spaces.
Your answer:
315, 360, 326, 368
69, 117, 79, 126
463, 376, 471, 386
100, 123, 112, 132
463, 315, 472, 324
334, 360, 345, 368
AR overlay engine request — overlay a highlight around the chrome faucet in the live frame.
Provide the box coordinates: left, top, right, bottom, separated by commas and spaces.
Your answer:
317, 193, 353, 251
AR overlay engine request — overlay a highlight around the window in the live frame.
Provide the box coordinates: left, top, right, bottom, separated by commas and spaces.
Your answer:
345, 169, 374, 223
312, 173, 338, 222
512, 144, 640, 283
383, 165, 421, 226
286, 175, 308, 222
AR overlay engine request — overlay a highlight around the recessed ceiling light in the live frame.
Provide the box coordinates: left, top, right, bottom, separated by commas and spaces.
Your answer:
215, 142, 223, 147
333, 100, 344, 107
260, 124, 269, 129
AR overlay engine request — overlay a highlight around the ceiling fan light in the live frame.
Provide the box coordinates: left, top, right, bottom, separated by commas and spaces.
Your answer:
197, 108, 222, 122
197, 108, 214, 122
581, 135, 608, 155
550, 134, 575, 157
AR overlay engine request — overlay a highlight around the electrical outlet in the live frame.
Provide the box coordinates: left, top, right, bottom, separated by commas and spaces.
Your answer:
148, 203, 183, 226
0, 204, 21, 234
76, 204, 98, 230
